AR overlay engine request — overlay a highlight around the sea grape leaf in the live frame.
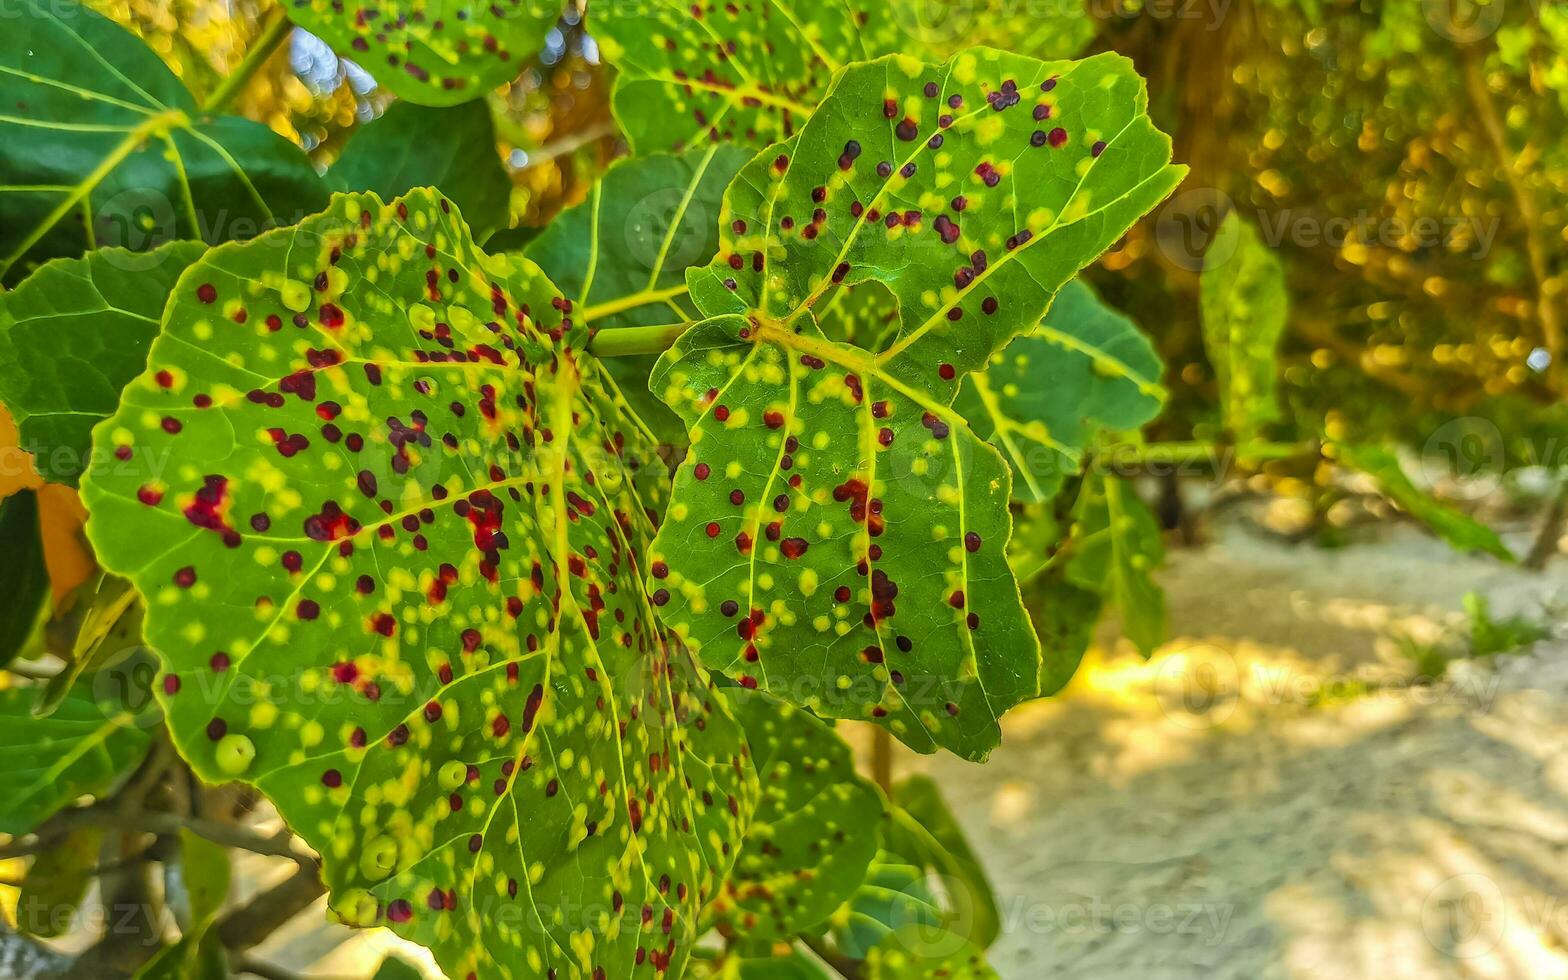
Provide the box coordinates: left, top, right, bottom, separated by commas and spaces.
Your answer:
328, 100, 512, 242
17, 827, 103, 939
173, 827, 231, 928
591, 0, 902, 154
283, 0, 558, 106
864, 925, 998, 980
0, 682, 151, 834
829, 852, 943, 959
79, 189, 755, 979
523, 147, 752, 445
1336, 443, 1514, 561
955, 278, 1166, 502
886, 776, 998, 948
816, 280, 903, 351
1067, 474, 1165, 657
0, 0, 327, 285
0, 243, 207, 485
706, 689, 881, 943
647, 49, 1185, 760
1027, 576, 1102, 698
0, 490, 49, 668
1200, 212, 1286, 444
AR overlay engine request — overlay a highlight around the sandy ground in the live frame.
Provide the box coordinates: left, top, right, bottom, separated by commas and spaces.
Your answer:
240, 510, 1568, 978
894, 511, 1568, 980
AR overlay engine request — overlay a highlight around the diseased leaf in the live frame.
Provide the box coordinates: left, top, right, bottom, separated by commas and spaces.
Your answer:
283, 0, 557, 105
1200, 212, 1286, 444
648, 49, 1185, 760
887, 776, 997, 949
1337, 443, 1514, 560
707, 689, 881, 943
0, 243, 207, 485
0, 0, 327, 284
523, 147, 752, 444
1067, 475, 1165, 657
329, 101, 513, 242
79, 189, 755, 980
956, 278, 1165, 502
0, 490, 49, 668
0, 683, 151, 834
17, 827, 103, 939
592, 0, 900, 154
864, 925, 998, 980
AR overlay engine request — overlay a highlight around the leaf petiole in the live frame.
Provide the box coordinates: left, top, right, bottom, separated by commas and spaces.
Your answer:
586, 321, 695, 358
200, 7, 292, 115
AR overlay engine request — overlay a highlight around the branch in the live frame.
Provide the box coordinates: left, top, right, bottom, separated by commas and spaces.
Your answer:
217, 868, 327, 953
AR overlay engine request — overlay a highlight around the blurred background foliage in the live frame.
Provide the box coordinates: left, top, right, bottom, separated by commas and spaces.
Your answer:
78, 0, 1568, 487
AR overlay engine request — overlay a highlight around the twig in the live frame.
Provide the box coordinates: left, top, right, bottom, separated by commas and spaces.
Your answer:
201, 7, 292, 115
217, 868, 327, 953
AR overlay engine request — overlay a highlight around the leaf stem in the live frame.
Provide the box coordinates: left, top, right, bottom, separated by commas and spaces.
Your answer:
201, 7, 292, 116
587, 321, 694, 358
1096, 439, 1307, 467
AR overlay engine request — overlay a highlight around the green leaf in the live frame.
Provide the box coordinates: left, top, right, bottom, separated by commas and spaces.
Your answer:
707, 689, 881, 943
726, 951, 838, 980
1200, 212, 1286, 444
864, 925, 998, 980
132, 927, 227, 980
0, 243, 207, 485
283, 0, 557, 106
887, 776, 997, 949
0, 490, 49, 668
891, 0, 1099, 62
79, 188, 755, 980
17, 827, 103, 939
37, 577, 147, 718
328, 101, 513, 243
173, 827, 231, 929
1067, 475, 1165, 657
648, 49, 1185, 760
593, 0, 902, 154
1027, 576, 1102, 698
371, 953, 428, 980
955, 278, 1166, 502
829, 853, 943, 959
0, 0, 327, 284
0, 683, 151, 834
1336, 443, 1514, 560
523, 147, 753, 445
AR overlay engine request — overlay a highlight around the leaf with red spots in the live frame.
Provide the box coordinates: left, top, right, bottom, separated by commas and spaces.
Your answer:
864, 925, 998, 980
0, 0, 328, 285
79, 189, 756, 980
0, 243, 207, 486
704, 689, 881, 943
954, 278, 1166, 502
284, 0, 558, 105
592, 0, 902, 154
523, 147, 753, 444
648, 50, 1185, 760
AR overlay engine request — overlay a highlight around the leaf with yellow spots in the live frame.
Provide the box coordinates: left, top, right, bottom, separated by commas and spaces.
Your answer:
284, 0, 559, 106
863, 925, 998, 980
0, 0, 328, 285
523, 147, 753, 444
592, 0, 904, 154
955, 278, 1166, 502
79, 189, 756, 980
705, 689, 881, 944
647, 49, 1185, 760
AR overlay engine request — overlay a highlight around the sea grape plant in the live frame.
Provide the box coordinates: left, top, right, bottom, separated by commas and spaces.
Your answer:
0, 2, 1190, 976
